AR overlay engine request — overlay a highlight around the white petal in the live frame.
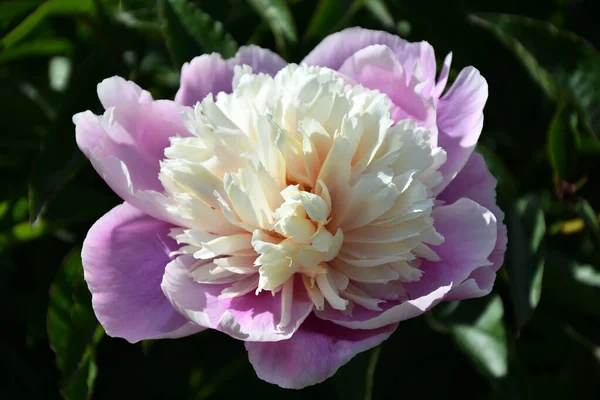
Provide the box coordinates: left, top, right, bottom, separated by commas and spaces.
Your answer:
316, 273, 349, 310
278, 278, 295, 328
333, 260, 400, 283
342, 283, 383, 311
219, 275, 260, 299
213, 256, 258, 274
194, 234, 253, 259
302, 274, 325, 310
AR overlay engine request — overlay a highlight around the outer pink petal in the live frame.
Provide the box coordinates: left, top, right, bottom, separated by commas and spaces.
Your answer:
245, 315, 397, 389
96, 75, 153, 109
433, 52, 453, 99
77, 77, 189, 192
175, 46, 287, 106
438, 152, 507, 299
316, 284, 451, 330
82, 202, 203, 343
302, 27, 437, 95
435, 67, 488, 193
337, 44, 436, 128
74, 78, 191, 224
408, 198, 498, 295
161, 255, 313, 342
316, 198, 497, 329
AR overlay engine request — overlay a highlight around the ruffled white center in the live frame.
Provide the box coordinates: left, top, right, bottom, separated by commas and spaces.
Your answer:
161, 64, 446, 327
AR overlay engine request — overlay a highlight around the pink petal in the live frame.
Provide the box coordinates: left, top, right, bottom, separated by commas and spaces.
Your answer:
438, 152, 507, 299
82, 202, 203, 343
316, 198, 497, 329
433, 52, 453, 99
174, 54, 234, 107
97, 75, 153, 109
408, 198, 498, 295
245, 315, 397, 389
234, 46, 288, 76
175, 46, 287, 106
337, 44, 435, 127
316, 284, 451, 330
303, 27, 437, 95
74, 77, 191, 223
435, 67, 488, 193
161, 256, 313, 342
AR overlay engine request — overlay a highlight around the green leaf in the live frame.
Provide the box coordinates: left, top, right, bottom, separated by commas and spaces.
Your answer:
544, 249, 600, 318
450, 296, 526, 399
158, 0, 202, 68
28, 51, 125, 224
571, 263, 600, 288
1, 0, 94, 49
364, 0, 394, 29
0, 78, 48, 156
305, 0, 351, 39
305, 0, 393, 41
0, 220, 48, 253
469, 13, 600, 142
0, 1, 41, 31
305, 0, 362, 40
505, 195, 546, 331
575, 198, 600, 242
452, 297, 507, 380
167, 0, 238, 58
114, 9, 163, 40
0, 38, 72, 62
331, 346, 381, 400
548, 99, 579, 184
48, 248, 103, 400
247, 0, 296, 51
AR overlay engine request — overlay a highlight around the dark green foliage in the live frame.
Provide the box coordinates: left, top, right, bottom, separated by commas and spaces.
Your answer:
1, 0, 599, 398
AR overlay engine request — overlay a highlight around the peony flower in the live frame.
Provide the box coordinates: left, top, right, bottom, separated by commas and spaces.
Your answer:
75, 28, 507, 389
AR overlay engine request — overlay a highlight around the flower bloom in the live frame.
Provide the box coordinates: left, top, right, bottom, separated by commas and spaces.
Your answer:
75, 28, 507, 389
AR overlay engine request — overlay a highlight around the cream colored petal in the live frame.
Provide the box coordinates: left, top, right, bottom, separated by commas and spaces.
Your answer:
327, 266, 349, 291
168, 192, 242, 235
303, 274, 325, 310
333, 260, 400, 283
310, 225, 335, 253
316, 273, 348, 310
336, 253, 416, 267
278, 278, 295, 328
189, 262, 242, 284
219, 275, 260, 299
342, 283, 383, 311
324, 229, 344, 262
296, 245, 326, 268
159, 160, 224, 209
339, 170, 400, 231
355, 281, 407, 301
256, 117, 287, 189
389, 261, 423, 282
213, 256, 258, 274
280, 185, 330, 223
257, 260, 297, 292
340, 235, 422, 259
411, 243, 441, 262
344, 223, 421, 244
194, 233, 253, 259
274, 215, 316, 244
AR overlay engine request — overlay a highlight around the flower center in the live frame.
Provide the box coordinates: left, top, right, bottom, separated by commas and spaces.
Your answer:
252, 184, 344, 305
160, 64, 446, 328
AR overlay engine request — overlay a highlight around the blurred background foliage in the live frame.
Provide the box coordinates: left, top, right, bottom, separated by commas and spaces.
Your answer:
1, 0, 600, 398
